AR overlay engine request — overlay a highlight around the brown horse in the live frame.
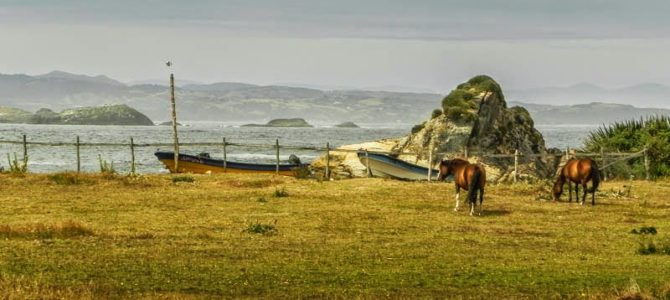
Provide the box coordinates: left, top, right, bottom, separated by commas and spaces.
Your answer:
553, 158, 601, 205
438, 159, 486, 216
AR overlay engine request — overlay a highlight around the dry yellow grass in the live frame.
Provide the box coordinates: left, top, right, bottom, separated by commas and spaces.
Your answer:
0, 172, 669, 298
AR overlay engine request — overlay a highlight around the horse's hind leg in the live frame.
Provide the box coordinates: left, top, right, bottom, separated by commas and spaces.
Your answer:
454, 186, 461, 212
478, 188, 484, 216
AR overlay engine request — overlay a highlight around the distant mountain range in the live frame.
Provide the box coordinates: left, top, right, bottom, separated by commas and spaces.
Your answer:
0, 71, 668, 125
509, 101, 670, 125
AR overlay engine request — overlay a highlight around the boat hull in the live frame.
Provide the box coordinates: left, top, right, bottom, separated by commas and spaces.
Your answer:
155, 151, 305, 176
358, 152, 439, 181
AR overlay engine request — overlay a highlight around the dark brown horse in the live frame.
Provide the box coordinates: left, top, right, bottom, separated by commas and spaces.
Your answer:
438, 159, 486, 216
553, 158, 601, 205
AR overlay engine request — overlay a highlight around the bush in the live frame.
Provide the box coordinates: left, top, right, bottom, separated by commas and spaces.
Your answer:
98, 154, 116, 174
411, 122, 426, 134
171, 175, 195, 183
48, 172, 88, 185
273, 187, 289, 198
584, 116, 670, 178
7, 153, 28, 174
431, 109, 443, 119
244, 221, 277, 235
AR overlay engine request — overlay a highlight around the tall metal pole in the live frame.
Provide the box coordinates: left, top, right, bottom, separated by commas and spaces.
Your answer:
169, 72, 180, 173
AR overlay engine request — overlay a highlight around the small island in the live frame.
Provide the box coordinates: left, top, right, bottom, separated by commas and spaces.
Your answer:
242, 118, 313, 127
159, 121, 183, 126
335, 122, 360, 128
0, 104, 154, 126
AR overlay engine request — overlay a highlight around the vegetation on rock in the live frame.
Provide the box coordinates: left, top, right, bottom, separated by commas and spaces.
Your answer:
440, 75, 502, 123
584, 116, 670, 178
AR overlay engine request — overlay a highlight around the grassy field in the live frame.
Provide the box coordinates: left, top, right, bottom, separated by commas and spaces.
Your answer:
0, 172, 669, 299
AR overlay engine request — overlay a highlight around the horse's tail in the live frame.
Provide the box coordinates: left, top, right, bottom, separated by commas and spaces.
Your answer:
467, 167, 482, 204
588, 162, 601, 193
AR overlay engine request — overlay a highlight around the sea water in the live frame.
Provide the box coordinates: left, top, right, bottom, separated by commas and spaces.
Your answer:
0, 123, 599, 173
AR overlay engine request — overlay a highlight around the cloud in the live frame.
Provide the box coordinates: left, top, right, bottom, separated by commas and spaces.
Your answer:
2, 0, 669, 40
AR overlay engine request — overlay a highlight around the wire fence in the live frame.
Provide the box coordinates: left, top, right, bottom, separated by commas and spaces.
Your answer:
0, 134, 650, 181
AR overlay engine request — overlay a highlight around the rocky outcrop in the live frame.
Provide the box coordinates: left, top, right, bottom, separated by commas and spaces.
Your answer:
312, 75, 557, 181
242, 118, 313, 127
0, 104, 154, 126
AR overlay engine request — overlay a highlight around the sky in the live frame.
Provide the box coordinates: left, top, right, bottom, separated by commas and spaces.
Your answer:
1, 0, 669, 92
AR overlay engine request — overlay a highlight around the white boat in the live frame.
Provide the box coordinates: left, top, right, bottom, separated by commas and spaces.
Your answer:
357, 151, 439, 180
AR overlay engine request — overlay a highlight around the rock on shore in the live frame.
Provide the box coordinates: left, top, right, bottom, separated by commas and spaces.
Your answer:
311, 75, 559, 181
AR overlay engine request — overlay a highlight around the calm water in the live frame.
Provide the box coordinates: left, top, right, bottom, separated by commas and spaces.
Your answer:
0, 123, 599, 173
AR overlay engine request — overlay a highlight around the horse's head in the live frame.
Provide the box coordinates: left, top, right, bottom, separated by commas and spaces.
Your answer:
437, 160, 452, 181
552, 177, 564, 200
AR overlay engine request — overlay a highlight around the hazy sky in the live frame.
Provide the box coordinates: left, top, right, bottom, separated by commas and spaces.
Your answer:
1, 0, 669, 92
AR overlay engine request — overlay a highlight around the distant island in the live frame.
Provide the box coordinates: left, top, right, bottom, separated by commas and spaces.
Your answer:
242, 118, 313, 127
159, 121, 182, 126
335, 122, 360, 128
0, 104, 154, 126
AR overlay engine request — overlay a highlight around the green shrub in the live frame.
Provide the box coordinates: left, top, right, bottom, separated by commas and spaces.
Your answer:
48, 172, 88, 185
273, 187, 289, 198
171, 175, 195, 183
431, 109, 443, 119
244, 221, 277, 235
7, 153, 28, 174
411, 122, 426, 134
98, 154, 116, 174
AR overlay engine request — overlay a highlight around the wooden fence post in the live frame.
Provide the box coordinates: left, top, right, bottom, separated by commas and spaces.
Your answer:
325, 142, 330, 180
464, 145, 469, 159
76, 136, 81, 173
130, 137, 136, 175
514, 149, 519, 183
275, 139, 280, 175
223, 137, 227, 172
427, 146, 433, 181
22, 134, 27, 161
644, 147, 650, 180
365, 149, 371, 178
601, 148, 608, 182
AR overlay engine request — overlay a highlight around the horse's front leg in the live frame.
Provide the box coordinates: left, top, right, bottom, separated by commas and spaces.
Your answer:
454, 185, 461, 212
581, 182, 588, 206
574, 183, 579, 204
568, 181, 573, 202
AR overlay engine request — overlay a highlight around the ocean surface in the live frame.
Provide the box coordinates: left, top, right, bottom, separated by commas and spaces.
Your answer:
0, 122, 600, 174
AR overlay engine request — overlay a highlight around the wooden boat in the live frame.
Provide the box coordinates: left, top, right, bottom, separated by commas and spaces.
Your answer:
154, 151, 308, 176
357, 151, 439, 180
